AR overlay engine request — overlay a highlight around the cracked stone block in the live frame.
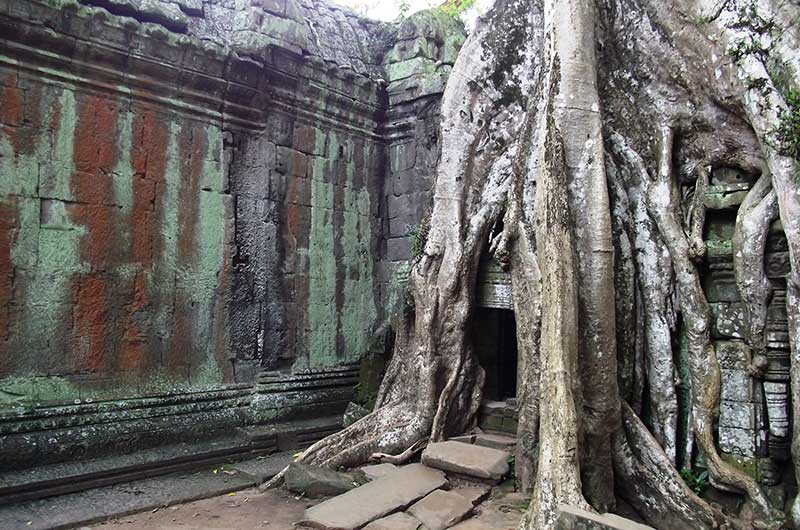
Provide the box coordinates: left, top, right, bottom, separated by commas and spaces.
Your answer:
720, 369, 755, 402
716, 341, 750, 370
719, 426, 757, 457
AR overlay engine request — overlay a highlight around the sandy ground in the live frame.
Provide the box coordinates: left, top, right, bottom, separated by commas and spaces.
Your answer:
90, 485, 524, 530
90, 487, 317, 530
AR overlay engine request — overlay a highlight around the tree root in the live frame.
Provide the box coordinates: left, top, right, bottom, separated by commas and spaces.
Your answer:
608, 133, 679, 462
370, 437, 428, 465
646, 124, 780, 523
733, 171, 778, 355
259, 405, 426, 491
614, 402, 746, 530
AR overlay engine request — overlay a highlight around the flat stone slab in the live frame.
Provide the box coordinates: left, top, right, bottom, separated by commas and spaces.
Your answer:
449, 520, 506, 530
422, 442, 509, 481
556, 505, 655, 530
453, 485, 491, 506
473, 433, 516, 452
408, 490, 474, 530
361, 463, 399, 481
301, 464, 448, 530
363, 512, 428, 530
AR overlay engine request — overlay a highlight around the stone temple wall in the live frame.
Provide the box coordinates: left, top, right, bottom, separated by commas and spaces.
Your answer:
0, 0, 785, 497
0, 0, 461, 468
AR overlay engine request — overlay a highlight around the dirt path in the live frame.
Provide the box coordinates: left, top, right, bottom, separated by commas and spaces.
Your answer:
90, 487, 316, 530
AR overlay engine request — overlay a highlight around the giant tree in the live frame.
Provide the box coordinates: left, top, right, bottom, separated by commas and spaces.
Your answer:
267, 0, 800, 528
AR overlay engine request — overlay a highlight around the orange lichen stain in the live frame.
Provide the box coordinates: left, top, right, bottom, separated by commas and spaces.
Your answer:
132, 108, 168, 265
72, 275, 110, 373
119, 272, 148, 372
70, 95, 121, 373
119, 107, 170, 371
0, 199, 16, 356
0, 78, 23, 127
172, 122, 208, 366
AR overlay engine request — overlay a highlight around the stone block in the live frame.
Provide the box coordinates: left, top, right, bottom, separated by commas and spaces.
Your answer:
293, 124, 327, 156
361, 463, 399, 481
453, 485, 491, 506
342, 401, 369, 427
302, 464, 448, 530
421, 441, 509, 481
711, 302, 746, 340
408, 490, 473, 530
703, 271, 739, 302
363, 512, 428, 530
284, 462, 363, 498
719, 426, 757, 457
390, 142, 417, 173
387, 237, 411, 262
276, 146, 309, 177
715, 341, 750, 370
719, 401, 755, 429
556, 505, 654, 530
720, 369, 755, 402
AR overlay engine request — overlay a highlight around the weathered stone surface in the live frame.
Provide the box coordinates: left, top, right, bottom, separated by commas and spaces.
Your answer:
453, 485, 491, 506
555, 505, 654, 530
473, 433, 515, 452
408, 490, 474, 530
361, 463, 399, 481
301, 464, 448, 530
363, 512, 429, 530
343, 401, 370, 427
421, 441, 510, 481
284, 462, 361, 498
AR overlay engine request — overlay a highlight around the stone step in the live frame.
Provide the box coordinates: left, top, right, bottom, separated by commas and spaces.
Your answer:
300, 463, 448, 530
408, 489, 474, 530
421, 442, 510, 482
477, 400, 518, 436
0, 415, 341, 506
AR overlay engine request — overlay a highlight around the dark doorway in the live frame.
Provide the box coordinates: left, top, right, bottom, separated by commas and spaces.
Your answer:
474, 308, 518, 401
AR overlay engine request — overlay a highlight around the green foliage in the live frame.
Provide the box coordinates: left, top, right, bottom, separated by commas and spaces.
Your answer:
680, 468, 710, 496
354, 381, 378, 410
775, 88, 800, 163
407, 212, 431, 263
439, 0, 477, 18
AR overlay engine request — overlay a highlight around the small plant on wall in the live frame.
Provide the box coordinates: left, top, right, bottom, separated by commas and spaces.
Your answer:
407, 211, 431, 263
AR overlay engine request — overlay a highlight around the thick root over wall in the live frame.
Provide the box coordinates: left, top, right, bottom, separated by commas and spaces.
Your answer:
264, 1, 800, 529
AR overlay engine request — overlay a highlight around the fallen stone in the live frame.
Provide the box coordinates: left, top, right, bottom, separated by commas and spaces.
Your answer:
361, 463, 399, 481
473, 433, 515, 452
422, 441, 510, 481
363, 512, 429, 530
408, 489, 474, 530
284, 462, 362, 498
301, 463, 448, 530
555, 505, 655, 530
343, 402, 370, 428
453, 485, 491, 506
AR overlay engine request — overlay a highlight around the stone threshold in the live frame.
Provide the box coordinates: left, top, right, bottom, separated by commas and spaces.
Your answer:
0, 415, 341, 506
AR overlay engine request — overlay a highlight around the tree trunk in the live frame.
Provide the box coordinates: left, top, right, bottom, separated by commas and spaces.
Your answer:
263, 1, 800, 528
